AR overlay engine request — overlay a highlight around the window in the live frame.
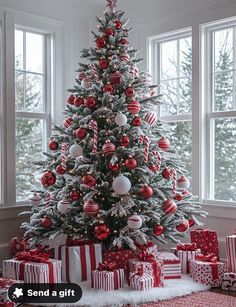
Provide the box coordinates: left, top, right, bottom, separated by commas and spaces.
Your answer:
149, 29, 192, 180
203, 20, 236, 202
15, 29, 52, 202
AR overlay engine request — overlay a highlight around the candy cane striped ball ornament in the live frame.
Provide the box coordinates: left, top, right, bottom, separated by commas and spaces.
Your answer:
162, 199, 177, 215
130, 65, 139, 77
127, 100, 141, 114
158, 137, 170, 151
102, 141, 116, 156
57, 199, 71, 214
63, 117, 73, 129
83, 200, 99, 216
144, 112, 158, 126
128, 214, 142, 229
177, 175, 190, 189
119, 53, 130, 62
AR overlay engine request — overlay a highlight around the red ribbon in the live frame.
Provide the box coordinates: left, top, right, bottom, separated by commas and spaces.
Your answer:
138, 251, 155, 262
196, 253, 219, 281
130, 266, 144, 281
177, 243, 197, 251
136, 242, 154, 251
137, 251, 161, 287
97, 261, 118, 271
0, 278, 16, 289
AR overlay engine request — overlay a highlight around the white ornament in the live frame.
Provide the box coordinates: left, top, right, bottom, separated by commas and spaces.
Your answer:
29, 192, 41, 206
57, 199, 70, 214
177, 175, 190, 189
112, 175, 131, 195
115, 113, 127, 126
81, 78, 92, 89
69, 144, 83, 158
128, 214, 142, 229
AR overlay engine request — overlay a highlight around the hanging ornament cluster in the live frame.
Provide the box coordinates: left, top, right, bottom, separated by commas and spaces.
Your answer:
83, 200, 99, 216
127, 214, 142, 229
41, 171, 56, 187
95, 224, 110, 240
112, 175, 131, 195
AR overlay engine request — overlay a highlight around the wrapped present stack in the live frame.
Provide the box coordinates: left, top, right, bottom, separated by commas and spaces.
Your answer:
222, 234, 236, 291
157, 251, 181, 279
175, 243, 201, 274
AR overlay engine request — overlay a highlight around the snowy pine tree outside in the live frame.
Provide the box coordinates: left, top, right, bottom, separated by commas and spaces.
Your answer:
21, 0, 208, 249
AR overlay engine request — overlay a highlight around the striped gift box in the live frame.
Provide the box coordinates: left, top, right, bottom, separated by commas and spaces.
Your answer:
177, 249, 201, 274
157, 252, 181, 279
129, 272, 154, 291
226, 235, 236, 273
91, 268, 124, 291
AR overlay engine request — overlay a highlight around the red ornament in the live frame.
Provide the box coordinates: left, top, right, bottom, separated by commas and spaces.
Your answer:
56, 165, 66, 175
95, 224, 110, 240
74, 97, 84, 107
162, 199, 177, 215
182, 189, 190, 195
95, 36, 107, 48
174, 193, 183, 201
162, 168, 173, 180
83, 200, 99, 216
75, 127, 87, 139
67, 94, 75, 105
188, 219, 195, 227
158, 137, 170, 151
81, 175, 96, 188
176, 219, 189, 232
125, 87, 135, 97
85, 96, 96, 109
99, 58, 109, 69
63, 117, 73, 129
149, 164, 158, 172
41, 171, 56, 187
120, 38, 128, 45
115, 20, 122, 29
41, 217, 52, 228
77, 71, 87, 81
140, 185, 153, 199
103, 84, 113, 94
110, 71, 122, 85
125, 156, 137, 169
70, 190, 80, 201
102, 141, 116, 156
153, 225, 164, 236
103, 28, 114, 38
120, 135, 130, 147
108, 163, 120, 172
132, 117, 142, 126
48, 140, 58, 151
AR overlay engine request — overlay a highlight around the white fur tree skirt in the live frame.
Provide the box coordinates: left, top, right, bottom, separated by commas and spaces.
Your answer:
57, 275, 210, 307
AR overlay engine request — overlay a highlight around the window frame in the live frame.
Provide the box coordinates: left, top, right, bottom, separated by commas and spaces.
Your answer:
201, 17, 236, 205
1, 10, 63, 207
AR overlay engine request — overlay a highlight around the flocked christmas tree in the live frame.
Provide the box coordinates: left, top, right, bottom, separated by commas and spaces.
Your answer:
22, 0, 207, 249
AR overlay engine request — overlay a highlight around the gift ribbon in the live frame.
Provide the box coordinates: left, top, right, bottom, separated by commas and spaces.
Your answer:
138, 251, 155, 262
196, 253, 219, 281
137, 251, 161, 287
135, 242, 154, 251
177, 243, 197, 251
15, 249, 54, 283
97, 261, 118, 271
130, 266, 144, 280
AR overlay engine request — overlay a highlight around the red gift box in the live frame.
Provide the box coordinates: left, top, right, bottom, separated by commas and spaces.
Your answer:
103, 249, 135, 269
135, 242, 158, 259
190, 229, 219, 260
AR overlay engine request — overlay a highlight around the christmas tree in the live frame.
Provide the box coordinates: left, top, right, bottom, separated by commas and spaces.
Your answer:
22, 0, 207, 249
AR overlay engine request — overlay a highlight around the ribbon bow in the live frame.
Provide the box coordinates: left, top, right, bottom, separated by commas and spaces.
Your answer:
177, 243, 197, 251
196, 253, 218, 263
16, 249, 50, 263
138, 251, 155, 262
130, 266, 144, 282
97, 261, 118, 271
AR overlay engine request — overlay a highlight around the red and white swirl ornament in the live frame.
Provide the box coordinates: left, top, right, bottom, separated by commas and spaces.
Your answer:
88, 119, 98, 152
90, 63, 99, 81
139, 135, 150, 163
144, 112, 158, 126
130, 65, 139, 77
44, 193, 51, 207
61, 143, 69, 170
172, 169, 177, 195
152, 151, 162, 171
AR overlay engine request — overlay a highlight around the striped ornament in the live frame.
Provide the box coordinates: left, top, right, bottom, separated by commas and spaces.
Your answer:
88, 120, 98, 152
152, 151, 162, 171
127, 100, 141, 114
162, 199, 177, 215
139, 135, 150, 163
130, 65, 139, 77
83, 200, 99, 216
127, 214, 142, 229
63, 117, 73, 129
144, 112, 158, 126
119, 53, 130, 62
158, 137, 170, 151
61, 143, 69, 170
102, 141, 116, 156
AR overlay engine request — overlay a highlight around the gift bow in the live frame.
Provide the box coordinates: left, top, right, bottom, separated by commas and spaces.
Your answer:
97, 261, 118, 271
177, 243, 197, 251
130, 266, 144, 281
16, 249, 50, 263
138, 251, 155, 262
136, 242, 154, 251
195, 253, 218, 263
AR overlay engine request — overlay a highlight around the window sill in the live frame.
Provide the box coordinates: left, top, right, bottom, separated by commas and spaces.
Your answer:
201, 201, 236, 219
0, 204, 30, 221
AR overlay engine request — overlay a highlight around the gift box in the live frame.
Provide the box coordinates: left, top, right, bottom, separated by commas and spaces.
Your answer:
189, 254, 227, 287
0, 278, 23, 307
157, 251, 181, 279
129, 267, 154, 291
135, 242, 158, 259
91, 262, 124, 291
56, 240, 102, 284
176, 243, 201, 274
222, 272, 236, 291
103, 249, 135, 270
190, 229, 219, 260
128, 252, 164, 287
3, 250, 61, 283
226, 235, 236, 273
